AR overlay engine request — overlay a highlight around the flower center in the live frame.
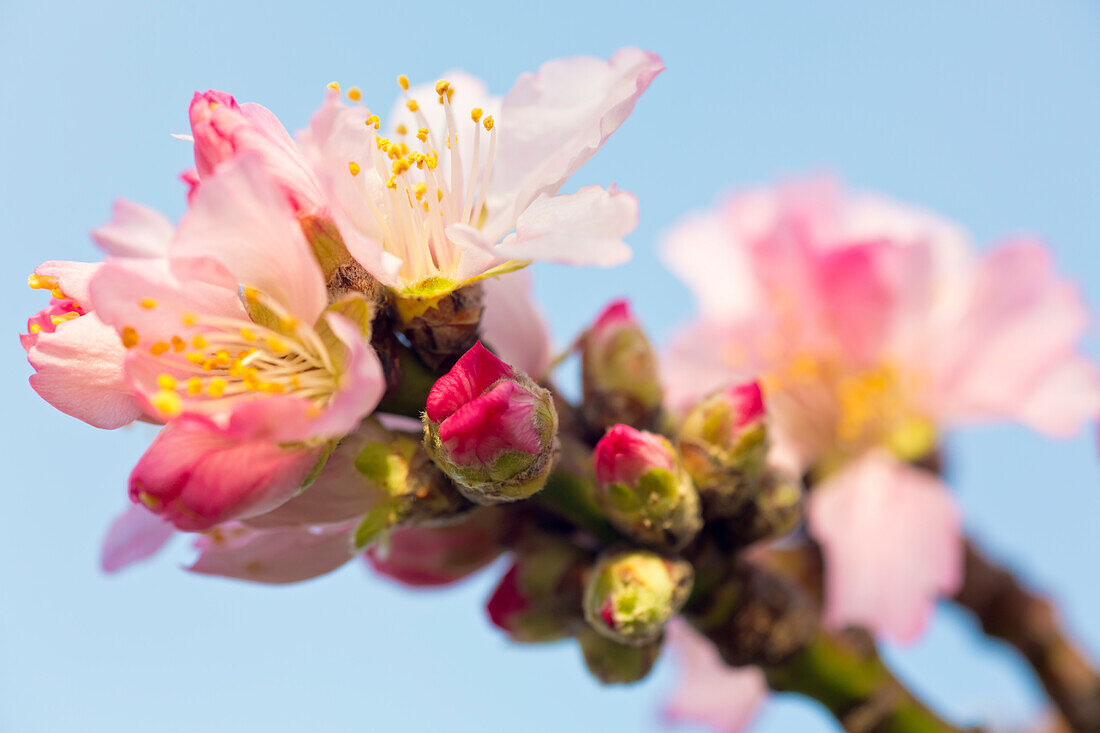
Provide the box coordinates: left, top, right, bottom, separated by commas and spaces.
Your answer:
125, 288, 340, 418
346, 77, 497, 287
763, 355, 935, 465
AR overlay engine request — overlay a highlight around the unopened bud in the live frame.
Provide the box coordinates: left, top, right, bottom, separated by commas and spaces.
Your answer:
580, 300, 663, 435
583, 548, 693, 646
677, 381, 769, 518
576, 626, 662, 685
593, 425, 702, 550
423, 342, 558, 504
487, 536, 587, 643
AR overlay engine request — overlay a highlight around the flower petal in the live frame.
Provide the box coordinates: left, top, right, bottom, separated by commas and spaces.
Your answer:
488, 48, 663, 230
100, 504, 175, 573
172, 154, 327, 325
663, 618, 768, 733
808, 453, 962, 643
481, 270, 552, 380
91, 200, 173, 258
129, 410, 322, 531
365, 508, 505, 587
497, 185, 636, 266
189, 521, 355, 584
26, 312, 143, 429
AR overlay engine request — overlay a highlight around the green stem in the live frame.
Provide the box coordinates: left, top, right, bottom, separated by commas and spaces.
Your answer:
765, 631, 969, 733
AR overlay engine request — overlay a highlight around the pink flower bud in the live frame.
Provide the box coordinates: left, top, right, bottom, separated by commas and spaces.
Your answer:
677, 381, 771, 519
581, 299, 663, 434
423, 342, 558, 503
594, 424, 676, 488
592, 425, 702, 550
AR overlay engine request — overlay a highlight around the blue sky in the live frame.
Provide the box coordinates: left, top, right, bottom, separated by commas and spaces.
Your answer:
2, 1, 1099, 731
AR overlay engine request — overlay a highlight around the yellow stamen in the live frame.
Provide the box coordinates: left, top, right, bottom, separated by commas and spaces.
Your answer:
482, 115, 494, 131
348, 161, 361, 176
347, 86, 361, 101
121, 327, 139, 348
395, 123, 407, 135
157, 374, 177, 390
187, 377, 202, 395
327, 81, 340, 93
140, 298, 157, 309
208, 378, 227, 397
150, 342, 170, 355
151, 390, 181, 417
406, 99, 419, 112
397, 75, 409, 90
471, 108, 483, 123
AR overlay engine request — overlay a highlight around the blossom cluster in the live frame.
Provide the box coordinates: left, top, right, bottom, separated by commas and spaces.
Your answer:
23, 48, 1100, 733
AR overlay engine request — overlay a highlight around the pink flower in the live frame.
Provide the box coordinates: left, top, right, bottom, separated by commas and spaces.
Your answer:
90, 156, 385, 529
301, 49, 661, 301
593, 424, 676, 489
662, 178, 1100, 641
662, 619, 768, 733
23, 200, 172, 429
189, 90, 325, 216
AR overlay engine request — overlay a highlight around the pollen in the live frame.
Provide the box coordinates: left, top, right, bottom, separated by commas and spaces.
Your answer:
27, 273, 58, 290
140, 297, 157, 309
171, 335, 186, 352
406, 99, 419, 113
186, 377, 202, 395
397, 74, 409, 90
121, 326, 139, 348
49, 312, 79, 326
181, 312, 197, 326
192, 334, 207, 349
347, 86, 362, 101
28, 323, 42, 334
327, 81, 341, 93
471, 108, 483, 123
395, 123, 408, 135
435, 79, 450, 96
482, 115, 494, 131
157, 374, 177, 391
150, 341, 170, 355
349, 161, 361, 176
366, 114, 380, 129
151, 390, 182, 417
207, 378, 227, 397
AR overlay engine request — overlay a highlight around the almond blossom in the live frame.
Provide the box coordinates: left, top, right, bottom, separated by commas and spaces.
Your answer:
663, 178, 1100, 642
90, 155, 384, 530
300, 48, 661, 308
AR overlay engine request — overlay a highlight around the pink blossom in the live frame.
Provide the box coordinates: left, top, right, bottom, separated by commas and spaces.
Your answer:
593, 424, 676, 488
188, 90, 325, 216
90, 156, 384, 529
425, 342, 542, 466
188, 520, 357, 584
663, 619, 768, 733
662, 178, 1100, 641
300, 49, 661, 299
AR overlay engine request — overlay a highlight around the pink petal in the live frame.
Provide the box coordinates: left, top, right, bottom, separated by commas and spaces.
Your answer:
488, 48, 663, 230
663, 619, 768, 733
26, 312, 143, 429
498, 185, 637, 266
365, 509, 505, 587
808, 453, 963, 643
929, 238, 1100, 436
100, 504, 175, 573
91, 200, 172, 258
129, 412, 323, 531
189, 521, 355, 584
437, 380, 540, 465
33, 260, 100, 307
244, 420, 393, 529
425, 341, 513, 423
172, 154, 327, 326
480, 270, 552, 380
593, 424, 676, 487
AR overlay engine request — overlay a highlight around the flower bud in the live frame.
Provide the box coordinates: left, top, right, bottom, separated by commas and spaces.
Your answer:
576, 627, 661, 685
593, 425, 702, 550
583, 548, 693, 646
580, 300, 663, 435
423, 342, 558, 504
676, 381, 769, 518
487, 536, 587, 643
